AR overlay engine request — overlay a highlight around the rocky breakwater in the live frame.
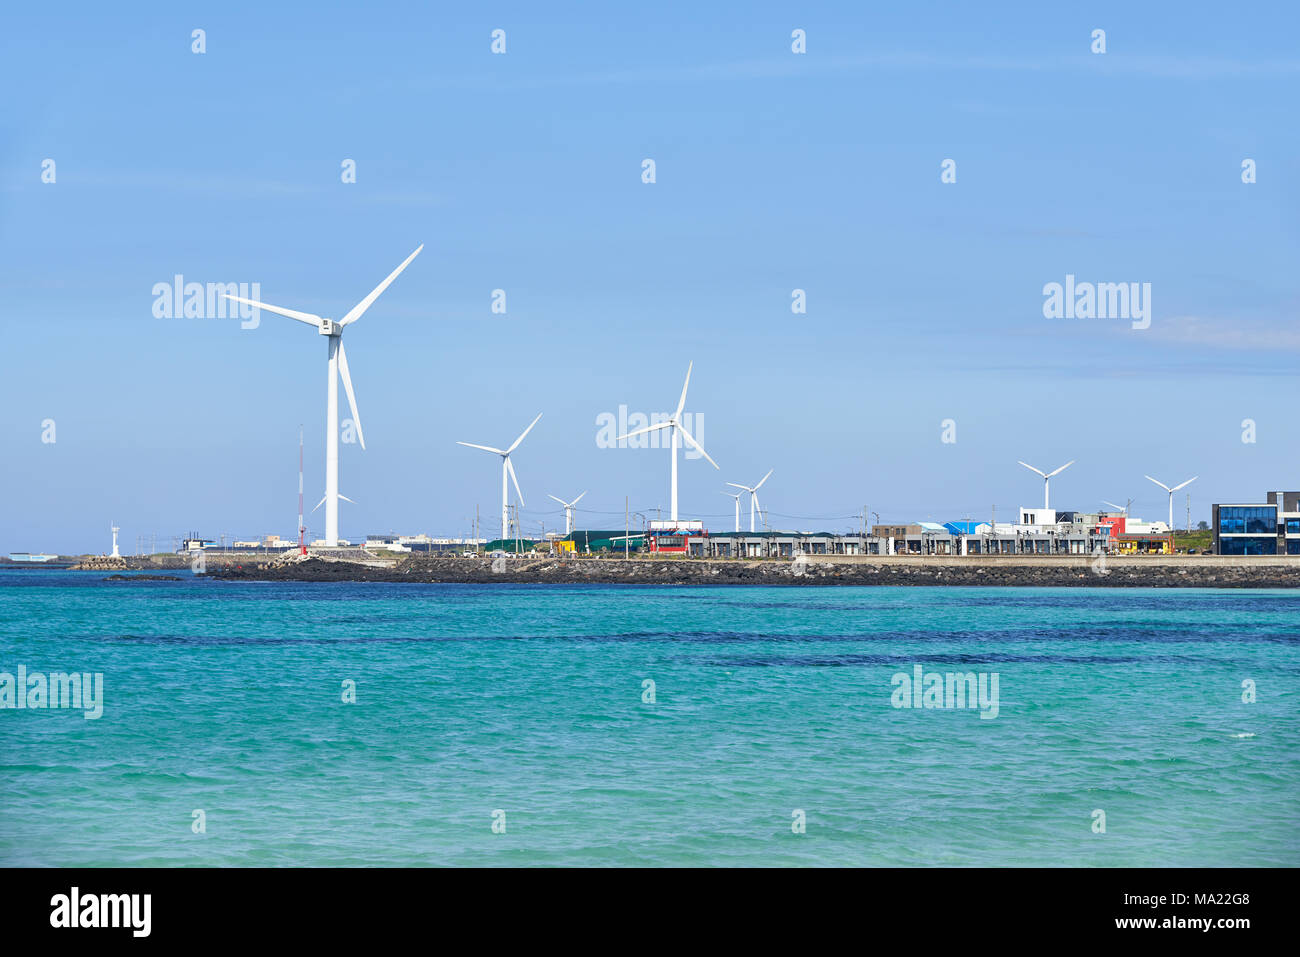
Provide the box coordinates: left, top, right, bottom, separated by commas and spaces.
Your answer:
206, 554, 1300, 587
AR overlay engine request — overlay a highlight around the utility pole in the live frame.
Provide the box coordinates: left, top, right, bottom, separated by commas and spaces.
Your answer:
1185, 492, 1191, 534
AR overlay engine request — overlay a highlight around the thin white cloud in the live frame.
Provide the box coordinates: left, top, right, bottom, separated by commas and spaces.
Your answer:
1149, 314, 1300, 351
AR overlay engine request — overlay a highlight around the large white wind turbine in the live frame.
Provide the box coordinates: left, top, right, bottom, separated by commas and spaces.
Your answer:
458, 413, 543, 541
722, 491, 742, 533
224, 245, 423, 547
548, 491, 587, 536
1018, 460, 1075, 510
615, 362, 718, 522
1101, 500, 1130, 516
1145, 475, 1197, 530
727, 469, 773, 532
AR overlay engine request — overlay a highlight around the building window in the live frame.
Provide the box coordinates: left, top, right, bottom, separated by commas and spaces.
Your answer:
1219, 506, 1276, 535
1218, 536, 1277, 556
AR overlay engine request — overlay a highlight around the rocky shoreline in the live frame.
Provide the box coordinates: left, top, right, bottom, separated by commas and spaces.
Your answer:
205, 555, 1300, 588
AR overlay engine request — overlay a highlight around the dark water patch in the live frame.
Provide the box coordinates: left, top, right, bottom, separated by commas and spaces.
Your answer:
711, 651, 1237, 668
76, 619, 1300, 649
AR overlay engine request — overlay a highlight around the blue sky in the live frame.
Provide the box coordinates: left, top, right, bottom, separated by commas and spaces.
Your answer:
2, 1, 1297, 552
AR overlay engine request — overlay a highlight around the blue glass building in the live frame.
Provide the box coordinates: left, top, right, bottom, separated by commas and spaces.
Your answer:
1213, 492, 1300, 555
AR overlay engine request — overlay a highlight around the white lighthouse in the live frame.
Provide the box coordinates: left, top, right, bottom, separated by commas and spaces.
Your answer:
110, 524, 120, 559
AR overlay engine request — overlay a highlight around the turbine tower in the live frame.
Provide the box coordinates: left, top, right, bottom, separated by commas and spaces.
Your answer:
458, 413, 543, 542
1018, 460, 1075, 510
110, 523, 120, 559
224, 245, 423, 546
722, 491, 742, 533
727, 469, 773, 533
1145, 475, 1197, 530
547, 491, 587, 536
615, 362, 718, 523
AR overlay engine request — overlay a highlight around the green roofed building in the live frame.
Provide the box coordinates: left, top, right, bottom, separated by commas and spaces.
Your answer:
562, 530, 645, 553
482, 539, 537, 553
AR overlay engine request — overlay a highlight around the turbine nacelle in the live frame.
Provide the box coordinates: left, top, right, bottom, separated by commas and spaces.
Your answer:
318, 319, 341, 336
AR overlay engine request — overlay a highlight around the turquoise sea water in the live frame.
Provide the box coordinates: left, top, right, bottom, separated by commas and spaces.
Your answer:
1, 570, 1296, 867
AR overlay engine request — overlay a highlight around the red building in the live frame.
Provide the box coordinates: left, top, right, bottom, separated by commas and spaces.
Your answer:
1096, 515, 1125, 536
646, 521, 708, 556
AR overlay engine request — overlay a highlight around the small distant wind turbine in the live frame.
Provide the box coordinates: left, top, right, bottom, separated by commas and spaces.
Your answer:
727, 469, 774, 533
458, 413, 543, 541
1145, 475, 1197, 530
1018, 460, 1075, 510
1101, 499, 1130, 516
722, 491, 742, 532
547, 491, 587, 536
224, 245, 423, 546
615, 362, 718, 522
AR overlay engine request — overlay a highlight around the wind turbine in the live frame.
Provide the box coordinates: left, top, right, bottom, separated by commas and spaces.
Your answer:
615, 362, 718, 523
224, 245, 423, 546
1101, 499, 1130, 516
458, 413, 543, 542
727, 469, 774, 532
1145, 475, 1197, 530
1018, 460, 1075, 510
548, 491, 587, 536
722, 491, 742, 532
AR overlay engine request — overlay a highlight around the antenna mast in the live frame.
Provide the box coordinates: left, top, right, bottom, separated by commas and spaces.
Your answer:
298, 426, 306, 555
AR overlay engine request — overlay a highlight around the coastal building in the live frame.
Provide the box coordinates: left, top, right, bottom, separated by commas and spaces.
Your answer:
1213, 491, 1300, 555
646, 522, 708, 556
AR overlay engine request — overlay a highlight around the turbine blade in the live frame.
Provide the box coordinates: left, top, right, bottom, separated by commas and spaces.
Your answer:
676, 424, 719, 469
1046, 460, 1075, 478
311, 496, 327, 513
1144, 475, 1172, 492
547, 494, 567, 506
336, 341, 365, 451
506, 412, 543, 454
571, 491, 587, 505
674, 361, 693, 419
726, 482, 751, 491
338, 245, 424, 327
615, 422, 672, 441
1018, 461, 1046, 477
1171, 477, 1198, 492
222, 295, 321, 328
338, 494, 356, 504
754, 468, 774, 490
506, 456, 524, 506
457, 442, 506, 454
